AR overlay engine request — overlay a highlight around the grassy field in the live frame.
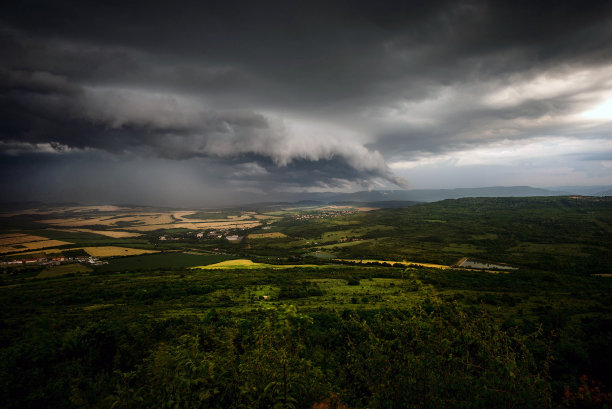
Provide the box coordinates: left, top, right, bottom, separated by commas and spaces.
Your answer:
94, 252, 234, 272
246, 232, 288, 239
36, 263, 93, 278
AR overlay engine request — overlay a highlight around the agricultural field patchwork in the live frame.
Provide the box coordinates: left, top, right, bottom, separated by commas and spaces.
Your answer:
0, 234, 49, 245
0, 233, 72, 254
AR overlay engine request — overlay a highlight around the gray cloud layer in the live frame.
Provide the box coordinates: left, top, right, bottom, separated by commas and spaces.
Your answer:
2, 0, 612, 203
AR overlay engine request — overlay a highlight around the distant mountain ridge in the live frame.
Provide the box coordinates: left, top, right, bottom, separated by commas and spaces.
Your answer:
596, 188, 612, 196
230, 186, 578, 209
3, 186, 608, 210
546, 185, 612, 196
307, 186, 570, 204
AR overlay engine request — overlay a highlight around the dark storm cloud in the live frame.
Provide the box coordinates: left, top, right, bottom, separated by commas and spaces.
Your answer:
2, 0, 612, 201
5, 1, 612, 107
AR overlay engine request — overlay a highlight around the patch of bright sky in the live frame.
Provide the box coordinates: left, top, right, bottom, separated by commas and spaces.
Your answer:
389, 137, 612, 169
580, 97, 612, 120
483, 66, 612, 108
380, 65, 612, 125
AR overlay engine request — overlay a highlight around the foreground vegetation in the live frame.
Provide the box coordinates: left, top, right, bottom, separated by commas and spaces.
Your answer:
2, 263, 611, 408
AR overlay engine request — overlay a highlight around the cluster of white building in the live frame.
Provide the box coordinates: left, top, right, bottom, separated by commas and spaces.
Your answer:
0, 255, 104, 268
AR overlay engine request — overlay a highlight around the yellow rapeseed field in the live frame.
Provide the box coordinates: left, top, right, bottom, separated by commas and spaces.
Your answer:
192, 259, 320, 270
338, 258, 451, 269
204, 259, 260, 268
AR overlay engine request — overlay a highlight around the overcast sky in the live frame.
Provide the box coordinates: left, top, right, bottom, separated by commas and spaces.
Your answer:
2, 0, 612, 206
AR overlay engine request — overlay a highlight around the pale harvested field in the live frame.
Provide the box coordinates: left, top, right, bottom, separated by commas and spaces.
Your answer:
171, 211, 197, 221
69, 205, 125, 212
40, 217, 118, 227
322, 205, 377, 211
0, 205, 127, 218
0, 233, 27, 238
40, 213, 178, 228
0, 209, 63, 217
188, 217, 259, 223
173, 214, 257, 224
0, 234, 48, 246
127, 221, 262, 231
20, 240, 72, 250
252, 214, 282, 220
112, 214, 175, 225
0, 234, 72, 254
9, 245, 157, 258
65, 228, 142, 238
0, 239, 73, 254
82, 246, 159, 257
169, 211, 259, 224
7, 248, 66, 257
247, 232, 288, 239
35, 209, 270, 231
